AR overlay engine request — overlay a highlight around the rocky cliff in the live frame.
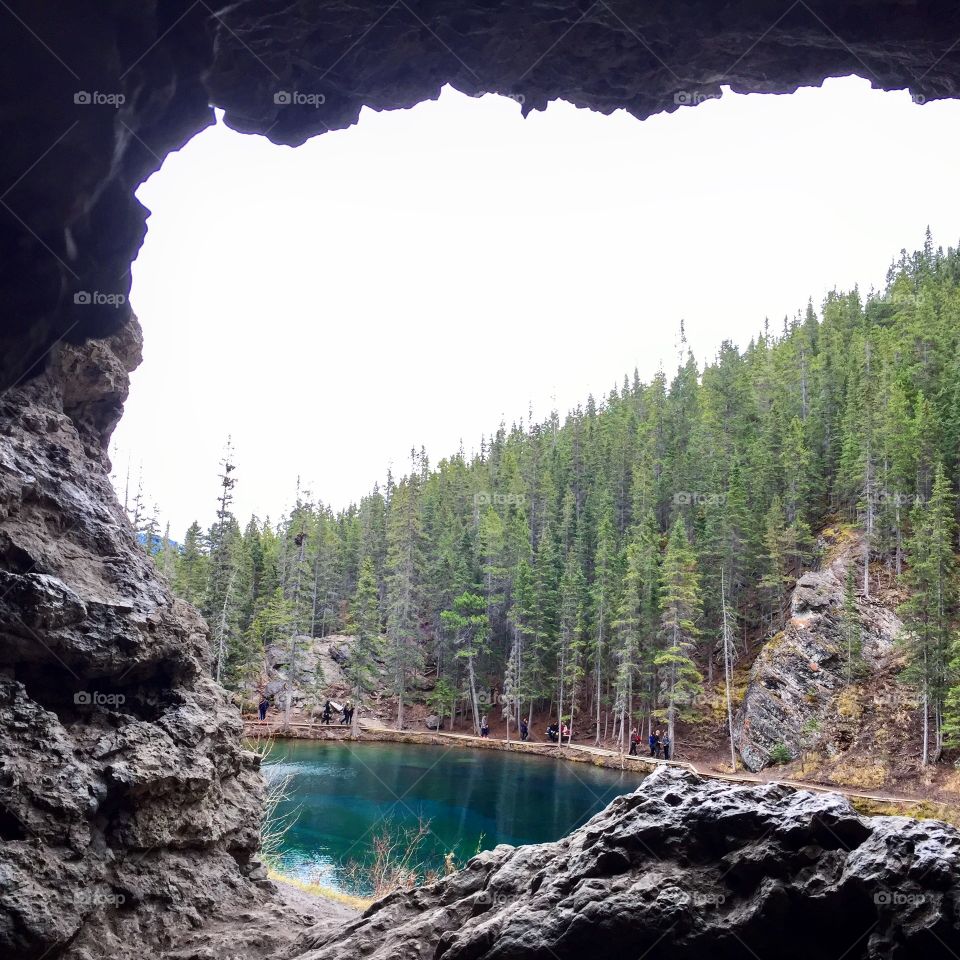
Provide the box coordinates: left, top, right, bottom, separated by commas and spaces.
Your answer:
299, 765, 960, 959
0, 323, 265, 960
734, 530, 904, 774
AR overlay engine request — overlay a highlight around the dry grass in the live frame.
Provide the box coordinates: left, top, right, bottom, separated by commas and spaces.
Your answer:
824, 758, 890, 790
268, 869, 374, 912
851, 797, 960, 829
836, 687, 864, 722
938, 769, 960, 797
340, 816, 440, 899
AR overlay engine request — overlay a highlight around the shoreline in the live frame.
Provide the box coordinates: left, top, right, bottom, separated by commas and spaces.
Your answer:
244, 719, 955, 821
244, 719, 664, 777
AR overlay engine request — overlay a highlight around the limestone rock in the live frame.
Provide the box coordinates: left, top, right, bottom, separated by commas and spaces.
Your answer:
298, 766, 960, 960
734, 532, 903, 771
0, 326, 264, 960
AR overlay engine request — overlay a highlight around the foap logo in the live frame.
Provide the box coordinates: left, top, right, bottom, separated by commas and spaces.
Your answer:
474, 492, 527, 509
689, 892, 726, 908
74, 690, 126, 708
874, 889, 927, 906
74, 291, 126, 308
673, 90, 721, 107
274, 90, 326, 108
673, 491, 727, 507
74, 91, 125, 108
475, 890, 511, 908
75, 889, 126, 908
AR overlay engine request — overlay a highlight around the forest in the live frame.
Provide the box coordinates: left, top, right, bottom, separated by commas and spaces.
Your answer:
137, 235, 960, 763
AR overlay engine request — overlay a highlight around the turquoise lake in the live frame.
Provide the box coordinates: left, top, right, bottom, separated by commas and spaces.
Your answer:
265, 740, 641, 895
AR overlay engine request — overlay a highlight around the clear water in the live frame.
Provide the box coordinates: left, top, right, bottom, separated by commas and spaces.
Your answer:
265, 739, 641, 894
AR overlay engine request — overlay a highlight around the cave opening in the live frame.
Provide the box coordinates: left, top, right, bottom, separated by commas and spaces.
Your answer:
113, 77, 960, 543
5, 2, 960, 956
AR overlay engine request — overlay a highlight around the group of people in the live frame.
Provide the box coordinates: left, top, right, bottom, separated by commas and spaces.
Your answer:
255, 694, 356, 726
320, 700, 354, 726
546, 722, 571, 743
479, 716, 530, 740
628, 728, 671, 760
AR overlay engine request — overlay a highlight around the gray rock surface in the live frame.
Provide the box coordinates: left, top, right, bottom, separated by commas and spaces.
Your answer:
734, 533, 901, 771
298, 766, 960, 960
0, 325, 264, 959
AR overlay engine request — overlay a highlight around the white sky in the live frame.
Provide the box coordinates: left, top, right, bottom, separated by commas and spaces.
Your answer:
111, 76, 960, 539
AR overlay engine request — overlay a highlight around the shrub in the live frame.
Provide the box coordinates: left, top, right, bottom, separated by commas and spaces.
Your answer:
769, 742, 793, 765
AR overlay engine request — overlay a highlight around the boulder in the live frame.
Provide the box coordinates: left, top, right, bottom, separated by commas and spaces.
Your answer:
296, 766, 960, 960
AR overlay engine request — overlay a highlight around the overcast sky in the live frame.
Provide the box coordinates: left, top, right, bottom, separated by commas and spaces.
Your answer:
110, 76, 960, 539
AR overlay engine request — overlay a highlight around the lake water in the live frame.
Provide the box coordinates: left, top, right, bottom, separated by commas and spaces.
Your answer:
265, 739, 641, 894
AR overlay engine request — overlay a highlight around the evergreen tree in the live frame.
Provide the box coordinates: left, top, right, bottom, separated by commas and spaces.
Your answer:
656, 516, 704, 753
385, 473, 425, 727
899, 463, 957, 763
346, 557, 384, 736
442, 592, 490, 734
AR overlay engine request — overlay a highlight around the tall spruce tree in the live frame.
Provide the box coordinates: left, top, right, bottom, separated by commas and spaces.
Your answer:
656, 516, 704, 754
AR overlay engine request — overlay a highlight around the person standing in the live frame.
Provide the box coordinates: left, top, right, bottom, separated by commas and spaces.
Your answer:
258, 694, 270, 722
629, 729, 639, 756
520, 718, 529, 742
662, 733, 671, 761
480, 715, 490, 738
648, 729, 659, 758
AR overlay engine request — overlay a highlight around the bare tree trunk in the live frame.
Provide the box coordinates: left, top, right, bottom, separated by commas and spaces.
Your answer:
214, 564, 236, 685
284, 526, 307, 730
594, 598, 603, 745
467, 656, 481, 735
721, 571, 737, 772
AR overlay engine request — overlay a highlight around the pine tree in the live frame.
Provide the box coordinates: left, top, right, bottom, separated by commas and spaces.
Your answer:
899, 462, 957, 763
385, 474, 425, 727
557, 551, 586, 743
656, 516, 704, 754
589, 513, 619, 743
174, 521, 208, 607
442, 592, 490, 734
346, 557, 384, 736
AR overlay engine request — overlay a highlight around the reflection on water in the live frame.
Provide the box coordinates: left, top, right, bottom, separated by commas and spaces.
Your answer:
266, 740, 640, 894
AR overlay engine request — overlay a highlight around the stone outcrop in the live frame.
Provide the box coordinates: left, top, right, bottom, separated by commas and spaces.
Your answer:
4, 2, 960, 391
0, 324, 265, 960
734, 531, 902, 772
298, 765, 960, 959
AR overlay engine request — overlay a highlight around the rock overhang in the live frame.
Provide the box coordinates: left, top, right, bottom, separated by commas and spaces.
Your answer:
3, 0, 960, 388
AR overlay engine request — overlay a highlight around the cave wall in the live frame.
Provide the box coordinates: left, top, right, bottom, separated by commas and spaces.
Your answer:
0, 320, 265, 959
3, 2, 960, 957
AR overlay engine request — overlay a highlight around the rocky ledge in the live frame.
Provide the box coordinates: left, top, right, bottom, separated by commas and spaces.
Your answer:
0, 324, 265, 960
302, 766, 960, 960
